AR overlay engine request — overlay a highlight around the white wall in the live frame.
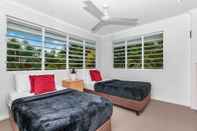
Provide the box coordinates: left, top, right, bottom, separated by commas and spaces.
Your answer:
190, 9, 197, 110
0, 1, 101, 121
100, 14, 191, 107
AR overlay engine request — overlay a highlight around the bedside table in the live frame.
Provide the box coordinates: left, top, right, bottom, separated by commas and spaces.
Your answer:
62, 80, 84, 92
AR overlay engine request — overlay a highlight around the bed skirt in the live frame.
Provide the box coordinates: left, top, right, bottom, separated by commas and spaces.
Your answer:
84, 88, 150, 115
9, 114, 111, 131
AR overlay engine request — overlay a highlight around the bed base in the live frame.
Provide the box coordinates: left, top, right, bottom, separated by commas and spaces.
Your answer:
9, 114, 111, 131
84, 89, 150, 116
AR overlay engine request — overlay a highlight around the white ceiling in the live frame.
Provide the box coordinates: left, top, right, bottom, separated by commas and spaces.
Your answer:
10, 0, 197, 35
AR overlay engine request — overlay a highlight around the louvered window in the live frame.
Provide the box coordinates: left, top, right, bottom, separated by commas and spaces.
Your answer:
85, 41, 96, 68
7, 19, 42, 71
6, 18, 96, 71
127, 38, 142, 69
113, 41, 125, 68
69, 37, 83, 69
44, 30, 67, 70
144, 33, 163, 69
113, 32, 163, 69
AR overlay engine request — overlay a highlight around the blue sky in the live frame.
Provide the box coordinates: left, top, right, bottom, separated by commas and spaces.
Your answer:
8, 30, 66, 50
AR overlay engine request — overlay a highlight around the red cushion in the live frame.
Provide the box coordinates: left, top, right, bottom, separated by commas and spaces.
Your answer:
29, 75, 35, 93
89, 70, 102, 81
29, 75, 56, 95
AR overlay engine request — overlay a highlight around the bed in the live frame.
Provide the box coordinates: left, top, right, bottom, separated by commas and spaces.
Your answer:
8, 73, 113, 131
85, 78, 151, 115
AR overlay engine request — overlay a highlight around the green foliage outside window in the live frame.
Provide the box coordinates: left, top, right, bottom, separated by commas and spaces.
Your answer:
44, 31, 67, 70
85, 46, 96, 68
113, 32, 163, 69
114, 43, 125, 68
69, 40, 83, 69
7, 19, 96, 71
7, 38, 42, 71
127, 38, 142, 69
144, 34, 163, 69
45, 49, 67, 70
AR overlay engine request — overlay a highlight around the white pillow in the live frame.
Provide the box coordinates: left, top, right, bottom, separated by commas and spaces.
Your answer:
15, 73, 31, 93
84, 81, 95, 90
83, 70, 92, 83
56, 85, 66, 90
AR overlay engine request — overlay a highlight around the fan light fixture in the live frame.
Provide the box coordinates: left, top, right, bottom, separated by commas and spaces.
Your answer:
83, 0, 138, 32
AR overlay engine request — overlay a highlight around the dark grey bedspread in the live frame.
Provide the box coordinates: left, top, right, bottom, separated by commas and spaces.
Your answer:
94, 79, 151, 101
11, 89, 113, 131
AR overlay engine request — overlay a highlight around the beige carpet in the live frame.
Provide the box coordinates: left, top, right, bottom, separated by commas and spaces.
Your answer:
1, 100, 197, 131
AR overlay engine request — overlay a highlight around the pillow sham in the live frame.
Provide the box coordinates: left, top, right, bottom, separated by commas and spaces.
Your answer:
89, 70, 103, 81
29, 75, 56, 95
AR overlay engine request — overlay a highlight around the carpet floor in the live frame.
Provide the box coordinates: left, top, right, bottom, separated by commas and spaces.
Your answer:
1, 100, 197, 131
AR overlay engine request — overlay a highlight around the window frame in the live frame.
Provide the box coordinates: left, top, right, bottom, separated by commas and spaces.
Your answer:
68, 37, 84, 69
113, 41, 126, 69
6, 17, 96, 71
85, 41, 96, 69
44, 29, 67, 70
143, 33, 164, 69
113, 31, 164, 70
127, 37, 143, 69
6, 19, 43, 71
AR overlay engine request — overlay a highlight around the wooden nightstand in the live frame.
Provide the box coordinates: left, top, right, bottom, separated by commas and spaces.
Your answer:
62, 80, 84, 92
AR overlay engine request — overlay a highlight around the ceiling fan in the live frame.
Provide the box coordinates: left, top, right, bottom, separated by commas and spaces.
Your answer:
83, 0, 139, 32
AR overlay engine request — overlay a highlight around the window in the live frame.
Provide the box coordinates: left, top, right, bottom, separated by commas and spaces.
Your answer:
69, 37, 83, 69
113, 32, 163, 69
44, 30, 67, 70
113, 41, 125, 68
7, 19, 42, 71
6, 18, 96, 71
127, 38, 142, 69
85, 41, 96, 68
144, 33, 163, 69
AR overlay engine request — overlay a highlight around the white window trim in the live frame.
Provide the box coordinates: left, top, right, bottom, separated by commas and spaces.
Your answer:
41, 27, 45, 70
66, 35, 70, 69
83, 40, 86, 69
141, 36, 144, 69
125, 40, 128, 69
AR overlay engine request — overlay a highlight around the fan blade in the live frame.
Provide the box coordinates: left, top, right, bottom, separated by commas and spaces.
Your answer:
107, 18, 138, 25
92, 21, 106, 32
83, 0, 104, 20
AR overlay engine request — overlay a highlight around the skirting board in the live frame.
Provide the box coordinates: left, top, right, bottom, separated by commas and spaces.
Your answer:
0, 114, 9, 121
190, 104, 197, 110
151, 96, 190, 108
